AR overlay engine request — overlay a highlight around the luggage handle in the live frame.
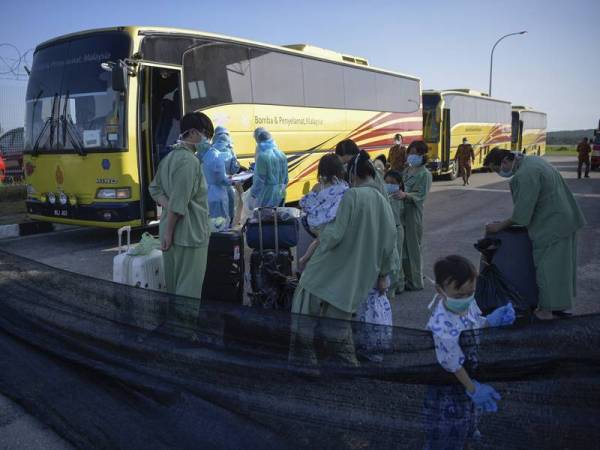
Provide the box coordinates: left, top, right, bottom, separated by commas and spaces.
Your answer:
258, 208, 264, 257
117, 226, 131, 255
256, 206, 279, 256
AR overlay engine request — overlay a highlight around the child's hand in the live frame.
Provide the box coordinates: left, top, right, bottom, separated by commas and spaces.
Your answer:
298, 256, 308, 272
486, 303, 516, 327
391, 190, 407, 200
466, 381, 501, 412
377, 276, 388, 295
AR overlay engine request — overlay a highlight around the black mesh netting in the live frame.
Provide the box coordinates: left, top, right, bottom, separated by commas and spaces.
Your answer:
0, 249, 599, 449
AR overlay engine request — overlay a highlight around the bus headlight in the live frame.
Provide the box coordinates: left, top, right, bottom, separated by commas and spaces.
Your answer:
96, 188, 131, 199
48, 192, 56, 204
59, 192, 68, 205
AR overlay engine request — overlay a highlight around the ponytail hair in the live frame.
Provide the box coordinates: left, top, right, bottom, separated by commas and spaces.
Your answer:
347, 149, 376, 181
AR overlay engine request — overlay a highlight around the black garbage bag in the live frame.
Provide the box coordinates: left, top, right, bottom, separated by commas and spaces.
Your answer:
474, 238, 532, 316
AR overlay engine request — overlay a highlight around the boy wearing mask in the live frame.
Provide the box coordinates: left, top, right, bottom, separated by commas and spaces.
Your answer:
424, 255, 515, 449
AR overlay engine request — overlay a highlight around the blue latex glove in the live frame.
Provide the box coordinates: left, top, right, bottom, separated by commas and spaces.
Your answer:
467, 381, 501, 412
486, 303, 516, 327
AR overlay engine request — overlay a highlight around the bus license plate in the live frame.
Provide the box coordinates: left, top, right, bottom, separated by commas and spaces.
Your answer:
52, 209, 69, 217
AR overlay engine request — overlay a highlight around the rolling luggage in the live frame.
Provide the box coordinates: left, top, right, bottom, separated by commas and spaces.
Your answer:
245, 207, 300, 249
201, 230, 245, 304
112, 226, 166, 291
248, 207, 297, 310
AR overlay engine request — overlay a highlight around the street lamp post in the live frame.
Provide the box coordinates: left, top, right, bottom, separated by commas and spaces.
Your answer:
489, 31, 527, 97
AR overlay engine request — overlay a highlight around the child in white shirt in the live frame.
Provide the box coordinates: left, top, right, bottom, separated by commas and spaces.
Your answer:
298, 154, 348, 270
424, 255, 515, 450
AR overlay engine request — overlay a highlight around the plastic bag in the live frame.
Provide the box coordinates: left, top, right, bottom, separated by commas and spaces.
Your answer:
209, 217, 229, 232
355, 287, 393, 361
474, 237, 530, 316
127, 232, 160, 256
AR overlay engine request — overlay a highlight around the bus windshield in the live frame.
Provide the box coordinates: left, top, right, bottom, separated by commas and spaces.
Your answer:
422, 94, 440, 143
25, 32, 131, 153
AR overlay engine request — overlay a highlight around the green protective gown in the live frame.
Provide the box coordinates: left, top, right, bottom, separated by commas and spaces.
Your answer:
374, 170, 403, 293
292, 180, 397, 315
402, 165, 433, 290
149, 143, 210, 306
509, 155, 585, 311
389, 197, 405, 294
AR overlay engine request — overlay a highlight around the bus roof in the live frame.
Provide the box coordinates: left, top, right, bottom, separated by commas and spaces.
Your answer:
512, 106, 547, 116
423, 89, 511, 105
35, 26, 421, 82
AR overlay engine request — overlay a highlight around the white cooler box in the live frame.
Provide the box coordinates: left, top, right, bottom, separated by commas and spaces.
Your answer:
112, 226, 166, 291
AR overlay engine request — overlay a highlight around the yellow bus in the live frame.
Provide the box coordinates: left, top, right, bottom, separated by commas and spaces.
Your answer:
511, 106, 547, 155
23, 26, 422, 228
422, 89, 512, 179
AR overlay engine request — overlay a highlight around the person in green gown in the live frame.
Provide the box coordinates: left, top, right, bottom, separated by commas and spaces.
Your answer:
291, 150, 396, 363
390, 141, 433, 291
384, 170, 406, 295
335, 138, 403, 293
483, 148, 585, 320
149, 112, 212, 311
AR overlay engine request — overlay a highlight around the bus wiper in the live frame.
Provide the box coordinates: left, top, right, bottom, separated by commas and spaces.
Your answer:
32, 93, 58, 156
63, 116, 86, 156
61, 91, 86, 156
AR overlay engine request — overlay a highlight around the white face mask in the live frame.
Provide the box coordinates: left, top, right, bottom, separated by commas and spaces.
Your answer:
395, 139, 402, 145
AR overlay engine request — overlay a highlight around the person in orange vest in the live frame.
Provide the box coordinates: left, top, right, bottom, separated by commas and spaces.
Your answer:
388, 133, 407, 172
576, 137, 591, 179
455, 138, 475, 186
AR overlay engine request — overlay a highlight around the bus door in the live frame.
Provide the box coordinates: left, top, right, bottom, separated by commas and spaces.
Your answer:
441, 109, 451, 172
138, 64, 183, 222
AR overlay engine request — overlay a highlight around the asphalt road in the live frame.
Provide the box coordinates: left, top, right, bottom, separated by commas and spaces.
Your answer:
0, 155, 598, 447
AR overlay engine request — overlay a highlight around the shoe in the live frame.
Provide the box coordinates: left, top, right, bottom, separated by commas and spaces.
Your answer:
585, 175, 590, 178
552, 310, 573, 318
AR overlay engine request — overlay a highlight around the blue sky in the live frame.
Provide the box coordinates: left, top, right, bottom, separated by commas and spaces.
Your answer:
1, 0, 598, 131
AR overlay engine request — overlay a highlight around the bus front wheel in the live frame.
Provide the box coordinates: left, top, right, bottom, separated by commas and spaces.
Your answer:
447, 162, 458, 180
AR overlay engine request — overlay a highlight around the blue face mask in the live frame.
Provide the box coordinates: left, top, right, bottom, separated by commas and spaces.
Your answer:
385, 183, 400, 193
407, 154, 423, 167
195, 137, 210, 155
444, 294, 475, 314
498, 169, 513, 178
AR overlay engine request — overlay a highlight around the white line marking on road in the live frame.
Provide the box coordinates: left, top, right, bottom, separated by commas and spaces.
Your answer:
441, 186, 600, 199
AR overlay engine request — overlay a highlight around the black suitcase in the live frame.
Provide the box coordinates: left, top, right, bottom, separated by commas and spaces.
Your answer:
247, 206, 297, 310
201, 230, 244, 303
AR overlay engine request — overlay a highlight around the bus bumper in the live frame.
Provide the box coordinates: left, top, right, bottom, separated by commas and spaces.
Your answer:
26, 199, 142, 228
426, 159, 445, 176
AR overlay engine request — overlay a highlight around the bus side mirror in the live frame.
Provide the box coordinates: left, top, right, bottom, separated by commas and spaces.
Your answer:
112, 62, 127, 92
101, 61, 127, 92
